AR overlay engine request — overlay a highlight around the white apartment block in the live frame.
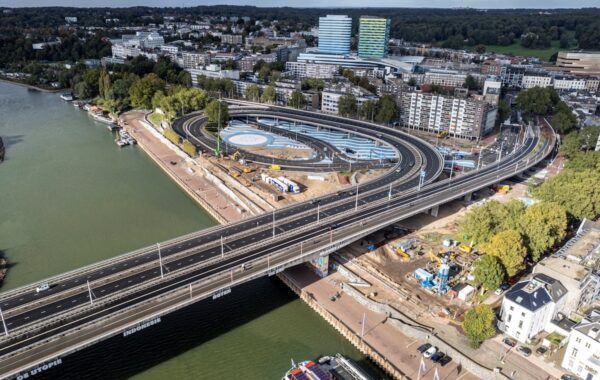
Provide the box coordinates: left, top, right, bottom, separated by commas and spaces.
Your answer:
562, 311, 600, 380
188, 65, 240, 86
112, 44, 141, 59
182, 52, 210, 69
554, 77, 587, 91
400, 91, 496, 140
586, 79, 600, 92
160, 45, 179, 54
522, 74, 553, 89
498, 274, 567, 344
321, 91, 377, 115
285, 62, 339, 79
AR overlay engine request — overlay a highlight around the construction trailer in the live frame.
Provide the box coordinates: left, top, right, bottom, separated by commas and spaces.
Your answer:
277, 176, 300, 193
261, 173, 288, 193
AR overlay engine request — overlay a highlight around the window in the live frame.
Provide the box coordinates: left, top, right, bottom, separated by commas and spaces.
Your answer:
585, 342, 591, 349
509, 306, 514, 311
571, 348, 578, 358
507, 314, 512, 323
521, 312, 525, 317
518, 320, 523, 329
576, 337, 581, 343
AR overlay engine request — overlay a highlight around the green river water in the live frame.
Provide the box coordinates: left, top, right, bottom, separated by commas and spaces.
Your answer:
0, 82, 375, 379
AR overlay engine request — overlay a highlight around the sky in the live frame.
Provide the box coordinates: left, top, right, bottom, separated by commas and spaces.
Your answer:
3, 0, 600, 8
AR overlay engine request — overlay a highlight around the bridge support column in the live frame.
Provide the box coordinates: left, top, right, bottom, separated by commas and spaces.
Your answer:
464, 192, 472, 202
309, 254, 330, 278
429, 205, 439, 217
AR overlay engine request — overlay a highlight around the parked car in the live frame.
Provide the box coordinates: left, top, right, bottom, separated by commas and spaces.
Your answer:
503, 337, 517, 347
500, 283, 510, 291
517, 346, 532, 357
423, 346, 438, 358
536, 346, 548, 355
494, 288, 504, 295
439, 355, 452, 366
431, 352, 445, 363
416, 343, 432, 354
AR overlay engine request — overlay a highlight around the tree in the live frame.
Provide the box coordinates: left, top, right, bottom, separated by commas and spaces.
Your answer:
338, 95, 357, 117
98, 68, 111, 100
74, 81, 91, 99
473, 255, 506, 291
462, 304, 496, 348
129, 73, 165, 109
519, 203, 567, 262
533, 169, 600, 220
552, 111, 577, 134
359, 100, 376, 121
289, 91, 306, 109
458, 200, 523, 245
464, 75, 480, 91
407, 78, 417, 87
498, 100, 511, 124
480, 230, 527, 277
474, 44, 486, 54
516, 87, 558, 115
261, 85, 276, 104
205, 100, 229, 126
245, 84, 261, 102
375, 95, 397, 124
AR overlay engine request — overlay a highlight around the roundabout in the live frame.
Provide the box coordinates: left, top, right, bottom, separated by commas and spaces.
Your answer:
224, 131, 273, 148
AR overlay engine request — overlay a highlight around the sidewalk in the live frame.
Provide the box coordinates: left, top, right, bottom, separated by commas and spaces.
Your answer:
120, 111, 244, 224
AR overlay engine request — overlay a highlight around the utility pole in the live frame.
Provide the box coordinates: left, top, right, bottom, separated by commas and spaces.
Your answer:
221, 236, 224, 259
157, 242, 164, 279
360, 312, 366, 339
317, 204, 320, 224
354, 184, 359, 211
87, 280, 94, 305
0, 306, 8, 336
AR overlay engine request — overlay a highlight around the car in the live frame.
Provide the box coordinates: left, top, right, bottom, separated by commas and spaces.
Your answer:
536, 346, 548, 355
500, 283, 510, 291
423, 346, 437, 358
310, 199, 321, 205
416, 343, 432, 353
336, 191, 343, 196
503, 337, 517, 347
35, 283, 50, 293
561, 375, 574, 380
516, 346, 532, 357
494, 288, 504, 296
348, 191, 355, 196
439, 355, 452, 366
430, 352, 445, 363
330, 223, 339, 229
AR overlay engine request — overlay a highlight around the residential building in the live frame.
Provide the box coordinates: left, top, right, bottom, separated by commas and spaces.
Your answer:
400, 91, 497, 140
160, 45, 179, 55
64, 17, 77, 23
240, 54, 277, 72
554, 77, 587, 91
142, 32, 164, 49
112, 44, 141, 59
498, 274, 568, 344
556, 51, 600, 76
561, 310, 600, 380
321, 90, 378, 115
284, 62, 339, 79
587, 78, 600, 92
501, 65, 528, 88
188, 64, 240, 86
522, 73, 552, 89
318, 15, 352, 55
182, 52, 210, 69
221, 34, 243, 45
482, 78, 502, 105
358, 16, 390, 59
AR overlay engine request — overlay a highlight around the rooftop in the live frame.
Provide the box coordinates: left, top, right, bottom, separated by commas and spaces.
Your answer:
505, 274, 567, 312
536, 256, 589, 282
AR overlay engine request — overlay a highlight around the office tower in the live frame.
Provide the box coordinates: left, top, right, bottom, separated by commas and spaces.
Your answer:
318, 15, 352, 55
358, 16, 390, 58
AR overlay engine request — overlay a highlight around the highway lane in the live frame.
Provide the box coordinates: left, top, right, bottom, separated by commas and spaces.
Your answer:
0, 121, 548, 366
0, 123, 540, 341
0, 109, 440, 317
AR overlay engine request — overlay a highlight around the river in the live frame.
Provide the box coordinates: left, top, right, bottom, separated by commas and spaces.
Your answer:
0, 82, 376, 379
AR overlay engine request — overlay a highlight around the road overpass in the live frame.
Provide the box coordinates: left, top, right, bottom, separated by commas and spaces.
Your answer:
0, 106, 555, 379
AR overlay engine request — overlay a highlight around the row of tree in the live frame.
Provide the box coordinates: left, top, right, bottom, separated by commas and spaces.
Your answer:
460, 199, 567, 281
337, 94, 398, 125
515, 87, 578, 134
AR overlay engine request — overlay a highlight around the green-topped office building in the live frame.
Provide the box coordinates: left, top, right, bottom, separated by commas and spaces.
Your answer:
358, 16, 391, 59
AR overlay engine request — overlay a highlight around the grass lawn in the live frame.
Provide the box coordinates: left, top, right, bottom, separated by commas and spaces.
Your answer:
148, 112, 164, 127
474, 39, 561, 61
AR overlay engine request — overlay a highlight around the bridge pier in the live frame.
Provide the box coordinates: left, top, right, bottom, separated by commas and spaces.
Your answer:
464, 192, 472, 202
309, 254, 330, 278
428, 205, 439, 217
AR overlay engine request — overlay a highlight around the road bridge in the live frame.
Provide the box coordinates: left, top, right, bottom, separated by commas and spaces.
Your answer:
0, 106, 555, 379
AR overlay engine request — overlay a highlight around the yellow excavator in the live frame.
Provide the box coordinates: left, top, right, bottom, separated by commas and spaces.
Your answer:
396, 248, 410, 262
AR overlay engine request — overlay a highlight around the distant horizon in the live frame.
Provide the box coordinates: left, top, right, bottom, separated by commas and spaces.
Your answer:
2, 1, 599, 9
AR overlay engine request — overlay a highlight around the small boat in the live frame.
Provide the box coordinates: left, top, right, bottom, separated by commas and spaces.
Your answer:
91, 113, 114, 124
107, 123, 120, 131
60, 93, 74, 101
72, 100, 84, 108
115, 139, 129, 147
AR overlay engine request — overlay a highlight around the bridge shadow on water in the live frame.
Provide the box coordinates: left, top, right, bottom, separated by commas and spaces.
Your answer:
33, 276, 298, 380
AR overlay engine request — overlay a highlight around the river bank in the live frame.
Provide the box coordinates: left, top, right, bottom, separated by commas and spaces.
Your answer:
0, 78, 63, 93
